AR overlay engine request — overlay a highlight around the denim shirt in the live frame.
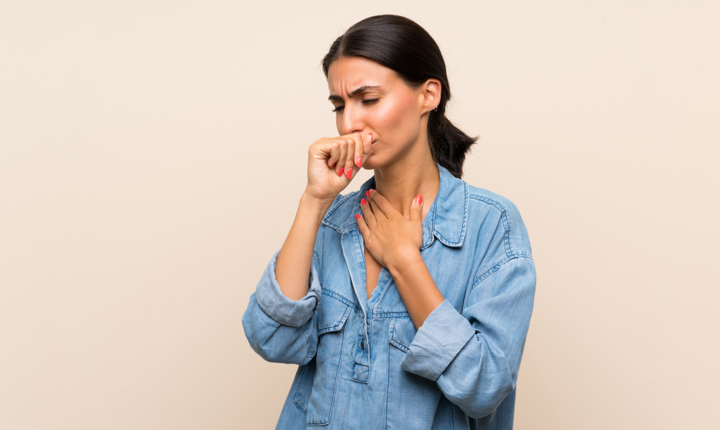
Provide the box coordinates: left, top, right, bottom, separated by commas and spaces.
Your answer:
242, 163, 536, 430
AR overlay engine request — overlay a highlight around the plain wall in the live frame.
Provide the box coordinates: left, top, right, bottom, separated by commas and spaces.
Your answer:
1, 1, 718, 429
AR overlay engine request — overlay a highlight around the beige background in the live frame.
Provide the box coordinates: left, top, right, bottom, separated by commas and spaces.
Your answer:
1, 1, 718, 429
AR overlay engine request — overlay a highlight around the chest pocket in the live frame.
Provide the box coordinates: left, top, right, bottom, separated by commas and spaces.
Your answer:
304, 292, 352, 427
389, 317, 416, 353
387, 317, 441, 428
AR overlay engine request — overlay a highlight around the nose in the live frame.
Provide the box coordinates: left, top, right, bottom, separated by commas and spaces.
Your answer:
339, 104, 364, 136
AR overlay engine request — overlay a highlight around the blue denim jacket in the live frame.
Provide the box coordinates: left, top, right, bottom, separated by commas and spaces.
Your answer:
242, 163, 536, 430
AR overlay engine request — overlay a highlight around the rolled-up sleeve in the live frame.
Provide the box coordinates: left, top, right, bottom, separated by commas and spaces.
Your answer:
401, 256, 536, 418
242, 249, 322, 365
255, 249, 322, 327
400, 299, 475, 381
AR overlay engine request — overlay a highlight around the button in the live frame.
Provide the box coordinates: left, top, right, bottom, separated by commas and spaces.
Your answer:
360, 340, 365, 350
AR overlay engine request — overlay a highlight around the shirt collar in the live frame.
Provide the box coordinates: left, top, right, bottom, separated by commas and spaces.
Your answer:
321, 163, 469, 249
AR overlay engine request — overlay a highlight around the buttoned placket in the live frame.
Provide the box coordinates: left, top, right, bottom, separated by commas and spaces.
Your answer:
341, 227, 373, 384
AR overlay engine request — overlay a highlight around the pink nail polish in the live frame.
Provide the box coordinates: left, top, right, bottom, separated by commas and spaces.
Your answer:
356, 157, 362, 167
417, 195, 423, 205
338, 167, 344, 177
355, 214, 361, 220
346, 168, 352, 179
367, 189, 374, 196
361, 198, 367, 205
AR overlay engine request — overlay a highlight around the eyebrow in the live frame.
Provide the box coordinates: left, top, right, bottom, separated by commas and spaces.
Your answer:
328, 85, 380, 102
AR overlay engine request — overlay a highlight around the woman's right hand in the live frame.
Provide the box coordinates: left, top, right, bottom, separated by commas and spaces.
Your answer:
305, 132, 374, 203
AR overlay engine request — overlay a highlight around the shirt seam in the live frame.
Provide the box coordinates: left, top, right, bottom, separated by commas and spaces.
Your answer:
322, 288, 361, 313
471, 255, 534, 291
468, 194, 515, 257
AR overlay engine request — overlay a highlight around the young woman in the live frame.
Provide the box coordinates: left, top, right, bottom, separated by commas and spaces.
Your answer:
242, 15, 536, 430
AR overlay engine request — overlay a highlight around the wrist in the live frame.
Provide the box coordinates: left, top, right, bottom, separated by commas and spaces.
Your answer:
387, 247, 424, 276
300, 190, 335, 221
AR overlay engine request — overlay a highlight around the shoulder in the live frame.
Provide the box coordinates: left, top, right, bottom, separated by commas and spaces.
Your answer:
464, 183, 533, 258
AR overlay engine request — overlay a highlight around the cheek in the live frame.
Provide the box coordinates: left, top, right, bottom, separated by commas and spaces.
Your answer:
373, 97, 418, 134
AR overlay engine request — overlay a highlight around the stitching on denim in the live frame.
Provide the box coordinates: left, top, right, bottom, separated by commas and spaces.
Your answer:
468, 194, 513, 256
302, 328, 312, 363
388, 320, 410, 352
420, 193, 439, 250
468, 194, 532, 259
312, 249, 320, 265
307, 316, 348, 426
470, 255, 534, 290
389, 338, 409, 353
468, 194, 508, 213
322, 289, 360, 313
351, 363, 370, 384
374, 311, 410, 319
317, 305, 351, 335
321, 192, 355, 232
432, 181, 470, 248
292, 363, 309, 414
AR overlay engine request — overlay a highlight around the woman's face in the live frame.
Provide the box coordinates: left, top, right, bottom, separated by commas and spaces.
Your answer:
327, 56, 435, 170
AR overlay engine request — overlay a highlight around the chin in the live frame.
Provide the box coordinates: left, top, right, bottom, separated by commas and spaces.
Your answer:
362, 157, 382, 171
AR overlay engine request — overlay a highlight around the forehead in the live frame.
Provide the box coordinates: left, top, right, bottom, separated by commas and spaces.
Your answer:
327, 56, 398, 95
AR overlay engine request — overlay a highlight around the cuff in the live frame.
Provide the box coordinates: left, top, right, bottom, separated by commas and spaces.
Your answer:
255, 250, 322, 328
400, 299, 475, 381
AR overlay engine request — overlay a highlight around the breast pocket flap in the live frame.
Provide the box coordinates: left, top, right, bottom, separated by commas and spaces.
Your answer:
317, 295, 352, 335
389, 318, 417, 353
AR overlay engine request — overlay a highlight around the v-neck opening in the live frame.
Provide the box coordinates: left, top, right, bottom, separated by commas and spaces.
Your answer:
362, 239, 388, 311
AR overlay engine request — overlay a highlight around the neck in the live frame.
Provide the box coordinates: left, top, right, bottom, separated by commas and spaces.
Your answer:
373, 154, 440, 220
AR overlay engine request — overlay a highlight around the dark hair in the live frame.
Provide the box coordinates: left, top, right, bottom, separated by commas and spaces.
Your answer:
322, 14, 478, 178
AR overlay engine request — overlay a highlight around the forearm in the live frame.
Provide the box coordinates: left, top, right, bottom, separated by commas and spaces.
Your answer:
388, 251, 444, 329
275, 190, 334, 301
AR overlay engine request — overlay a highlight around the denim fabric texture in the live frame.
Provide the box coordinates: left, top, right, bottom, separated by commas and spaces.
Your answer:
242, 163, 536, 429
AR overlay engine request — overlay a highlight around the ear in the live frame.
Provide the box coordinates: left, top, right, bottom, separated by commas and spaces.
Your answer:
419, 78, 442, 115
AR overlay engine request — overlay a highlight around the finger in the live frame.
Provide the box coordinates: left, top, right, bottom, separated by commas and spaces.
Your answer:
410, 195, 423, 222
343, 138, 355, 179
355, 213, 368, 237
364, 133, 373, 157
363, 189, 381, 219
327, 141, 340, 169
358, 132, 373, 168
360, 196, 376, 229
337, 140, 348, 177
367, 189, 398, 219
353, 133, 364, 168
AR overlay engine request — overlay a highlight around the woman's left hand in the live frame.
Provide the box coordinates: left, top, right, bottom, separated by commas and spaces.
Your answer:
355, 189, 424, 271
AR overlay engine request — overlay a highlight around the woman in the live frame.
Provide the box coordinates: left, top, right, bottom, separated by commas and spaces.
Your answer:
242, 15, 536, 430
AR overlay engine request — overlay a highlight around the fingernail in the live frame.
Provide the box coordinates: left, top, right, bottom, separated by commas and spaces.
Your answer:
416, 195, 423, 205
355, 214, 361, 220
330, 162, 335, 168
338, 167, 344, 177
345, 168, 352, 179
367, 189, 374, 196
361, 198, 367, 205
356, 157, 362, 167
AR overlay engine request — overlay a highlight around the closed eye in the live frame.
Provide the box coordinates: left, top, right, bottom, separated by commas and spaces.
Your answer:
332, 99, 379, 114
